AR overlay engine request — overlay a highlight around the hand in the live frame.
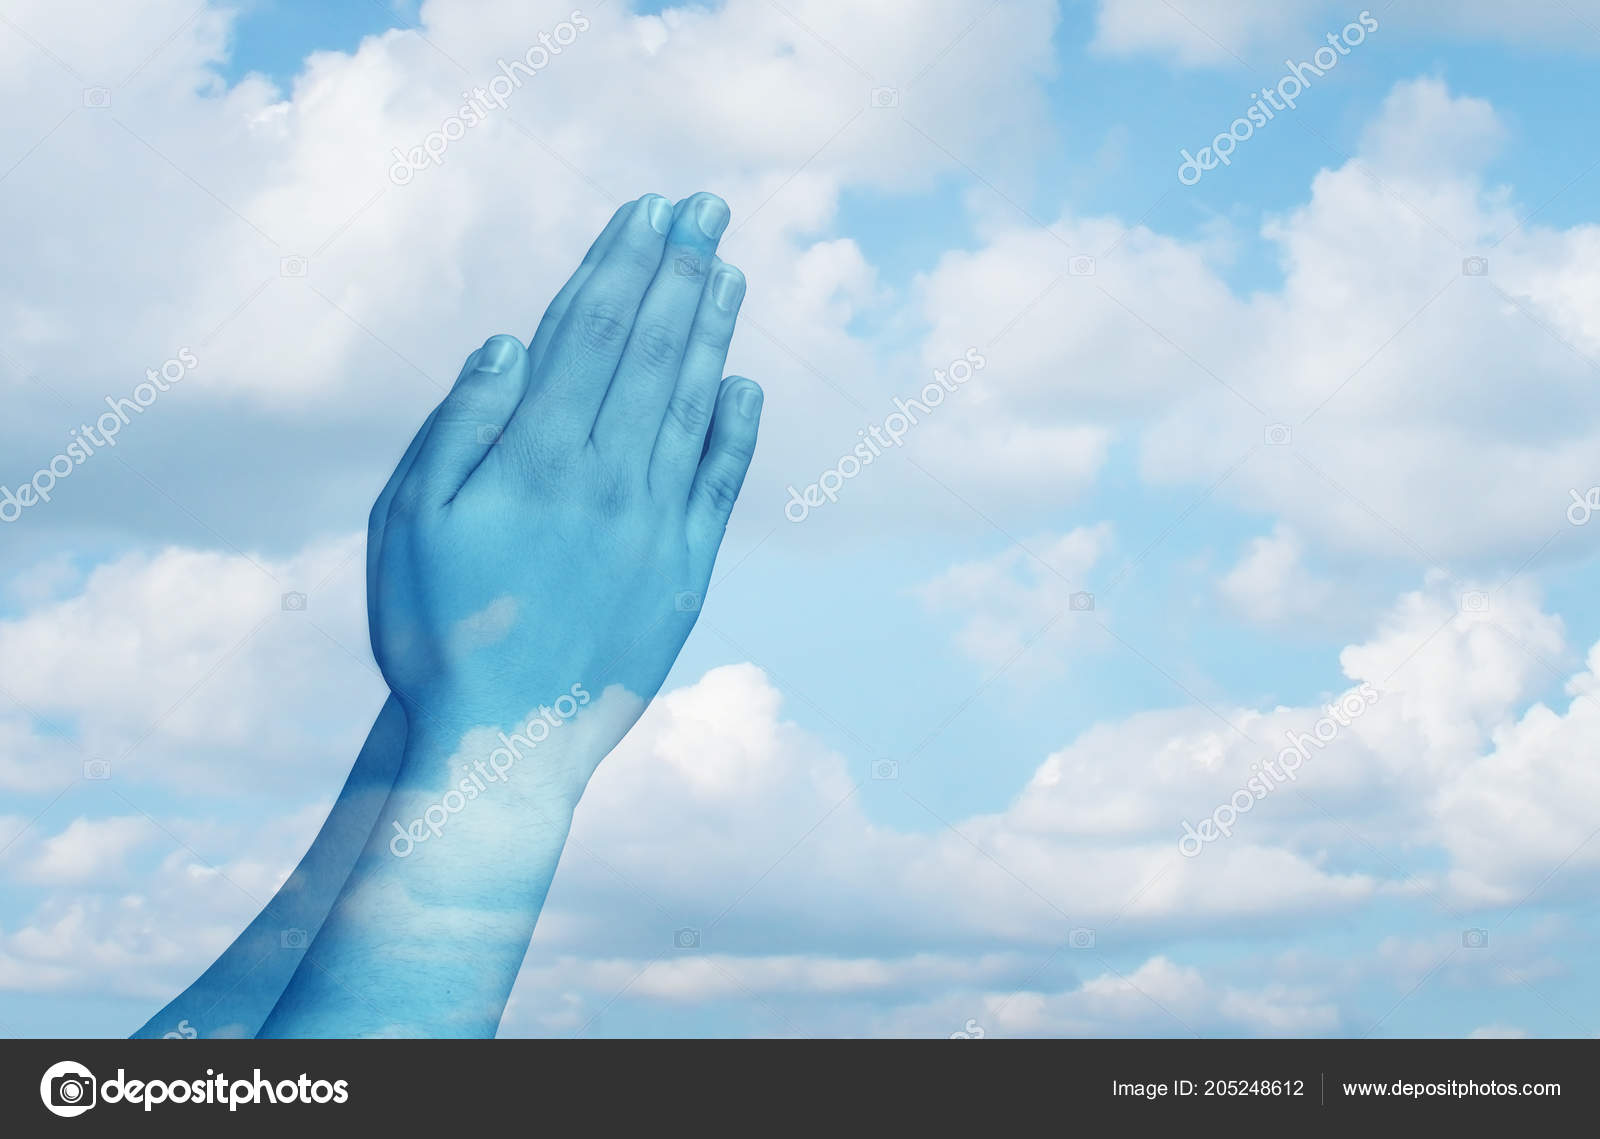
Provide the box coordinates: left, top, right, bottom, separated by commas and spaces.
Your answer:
368, 193, 760, 785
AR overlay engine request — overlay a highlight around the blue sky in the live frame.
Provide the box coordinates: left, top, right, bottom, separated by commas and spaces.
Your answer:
2, 0, 1599, 1038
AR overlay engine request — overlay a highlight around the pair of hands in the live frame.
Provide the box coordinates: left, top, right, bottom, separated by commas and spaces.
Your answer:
366, 191, 761, 786
141, 191, 762, 1040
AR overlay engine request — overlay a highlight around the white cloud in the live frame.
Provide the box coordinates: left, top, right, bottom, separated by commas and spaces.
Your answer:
1219, 525, 1334, 625
1090, 0, 1309, 67
3, 5, 1587, 572
0, 0, 1064, 557
2, 0, 1597, 1039
0, 535, 382, 792
915, 524, 1112, 666
3, 555, 1596, 1032
860, 954, 1339, 1037
23, 816, 158, 884
913, 77, 1600, 561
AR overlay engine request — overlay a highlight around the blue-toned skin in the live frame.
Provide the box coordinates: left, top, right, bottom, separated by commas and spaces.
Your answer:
138, 194, 759, 1038
250, 192, 758, 1036
130, 697, 407, 1039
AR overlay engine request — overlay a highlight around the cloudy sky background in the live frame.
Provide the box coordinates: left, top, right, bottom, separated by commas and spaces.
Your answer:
2, 0, 1600, 1037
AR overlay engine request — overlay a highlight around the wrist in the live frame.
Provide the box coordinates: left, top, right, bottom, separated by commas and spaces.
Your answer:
393, 679, 644, 785
379, 681, 644, 864
386, 713, 584, 852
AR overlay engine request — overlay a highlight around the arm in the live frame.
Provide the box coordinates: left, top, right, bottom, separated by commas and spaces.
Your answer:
260, 191, 760, 1036
132, 401, 432, 1040
134, 200, 656, 1039
130, 697, 407, 1039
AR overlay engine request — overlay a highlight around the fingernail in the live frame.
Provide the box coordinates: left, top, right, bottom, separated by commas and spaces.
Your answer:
696, 197, 730, 239
479, 336, 518, 374
712, 266, 745, 312
647, 196, 673, 235
737, 385, 762, 417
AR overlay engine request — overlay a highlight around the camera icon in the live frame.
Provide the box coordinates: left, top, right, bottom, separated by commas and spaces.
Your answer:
82, 759, 111, 781
1068, 255, 1096, 277
82, 87, 111, 108
477, 424, 503, 445
281, 927, 310, 949
1264, 423, 1292, 446
674, 591, 701, 612
1460, 591, 1490, 614
42, 1062, 97, 1117
868, 86, 900, 109
674, 254, 702, 277
280, 255, 308, 278
871, 758, 899, 780
1068, 927, 1096, 949
1462, 927, 1489, 949
1069, 591, 1094, 612
1462, 256, 1489, 277
281, 591, 307, 612
673, 927, 700, 950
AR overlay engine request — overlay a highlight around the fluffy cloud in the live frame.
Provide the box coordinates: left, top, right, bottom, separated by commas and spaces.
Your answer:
3, 2, 1586, 569
2, 0, 1597, 1040
916, 524, 1112, 666
1090, 0, 1310, 67
2, 549, 1595, 1033
0, 534, 381, 793
0, 0, 1060, 555
21, 817, 159, 885
504, 574, 1590, 1033
914, 77, 1600, 560
1218, 525, 1334, 625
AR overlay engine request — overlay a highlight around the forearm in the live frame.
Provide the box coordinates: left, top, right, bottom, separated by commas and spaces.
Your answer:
257, 687, 640, 1038
131, 695, 409, 1039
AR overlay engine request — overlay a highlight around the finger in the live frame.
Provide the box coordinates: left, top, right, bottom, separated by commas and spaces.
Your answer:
591, 192, 731, 462
367, 402, 441, 596
687, 376, 762, 555
505, 195, 673, 453
369, 346, 490, 551
527, 199, 636, 371
649, 257, 745, 498
399, 335, 530, 510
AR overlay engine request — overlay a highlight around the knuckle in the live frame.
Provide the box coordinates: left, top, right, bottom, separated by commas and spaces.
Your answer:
689, 319, 732, 354
576, 301, 630, 355
631, 320, 683, 371
438, 388, 497, 425
661, 387, 713, 441
700, 464, 743, 515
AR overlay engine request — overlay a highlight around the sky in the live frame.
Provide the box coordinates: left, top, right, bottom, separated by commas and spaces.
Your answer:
1, 0, 1599, 1038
